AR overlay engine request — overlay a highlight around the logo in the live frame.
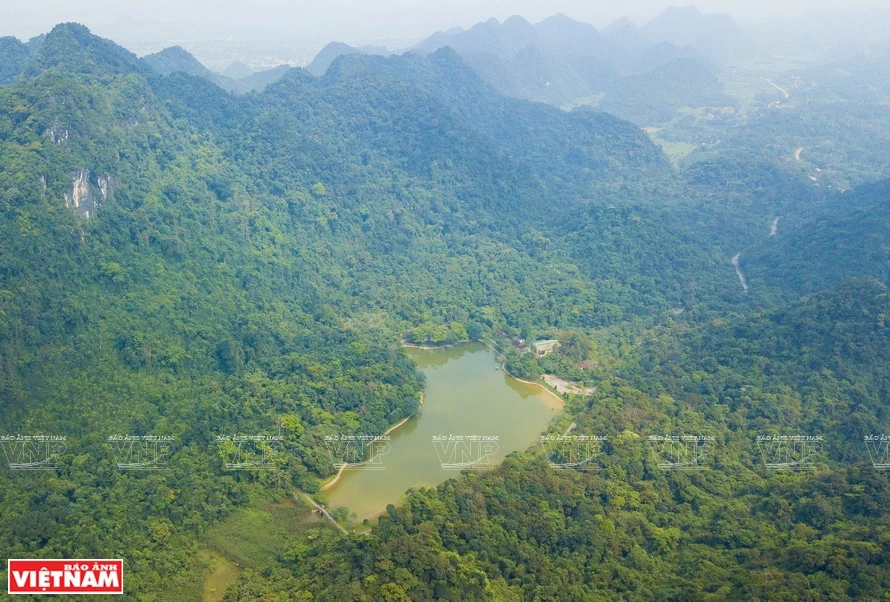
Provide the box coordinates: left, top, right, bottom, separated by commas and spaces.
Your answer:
1, 435, 67, 471
7, 559, 123, 594
323, 434, 391, 471
108, 435, 175, 470
432, 435, 499, 470
864, 435, 890, 470
216, 435, 283, 470
756, 435, 824, 471
542, 435, 607, 470
648, 435, 714, 470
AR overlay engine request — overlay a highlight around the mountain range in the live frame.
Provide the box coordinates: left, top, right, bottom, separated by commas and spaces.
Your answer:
307, 9, 741, 124
1, 17, 890, 601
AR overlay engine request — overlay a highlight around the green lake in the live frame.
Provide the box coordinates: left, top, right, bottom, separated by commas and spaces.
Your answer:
323, 342, 563, 521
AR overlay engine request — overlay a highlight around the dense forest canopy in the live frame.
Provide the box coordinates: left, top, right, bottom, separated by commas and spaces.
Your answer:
0, 17, 889, 601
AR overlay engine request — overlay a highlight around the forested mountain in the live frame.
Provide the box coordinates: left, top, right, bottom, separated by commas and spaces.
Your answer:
0, 22, 725, 597
82, 10, 743, 125
0, 23, 428, 596
0, 36, 32, 84
2, 18, 889, 601
143, 46, 221, 81
744, 179, 890, 298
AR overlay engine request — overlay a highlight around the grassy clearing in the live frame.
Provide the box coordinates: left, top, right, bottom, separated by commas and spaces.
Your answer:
202, 495, 321, 569
649, 136, 699, 165
560, 93, 605, 111
156, 492, 332, 601
199, 549, 240, 602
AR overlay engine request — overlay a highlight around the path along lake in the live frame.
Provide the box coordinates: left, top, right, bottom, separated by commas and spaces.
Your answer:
324, 342, 563, 521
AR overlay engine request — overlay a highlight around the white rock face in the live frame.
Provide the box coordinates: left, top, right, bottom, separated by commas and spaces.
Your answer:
45, 122, 69, 144
63, 171, 111, 218
97, 176, 111, 201
63, 170, 90, 210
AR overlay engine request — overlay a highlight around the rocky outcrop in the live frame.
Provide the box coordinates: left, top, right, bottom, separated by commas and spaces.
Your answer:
97, 175, 111, 202
44, 121, 69, 144
63, 170, 111, 218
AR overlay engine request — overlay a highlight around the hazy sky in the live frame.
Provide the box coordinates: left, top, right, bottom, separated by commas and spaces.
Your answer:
1, 0, 884, 65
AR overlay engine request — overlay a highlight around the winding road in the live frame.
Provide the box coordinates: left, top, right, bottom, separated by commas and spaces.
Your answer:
300, 492, 348, 534
764, 78, 790, 99
732, 253, 749, 293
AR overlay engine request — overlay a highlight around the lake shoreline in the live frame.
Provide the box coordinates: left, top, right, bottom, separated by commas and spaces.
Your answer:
400, 339, 471, 351
319, 392, 425, 492
403, 337, 566, 409
317, 338, 565, 499
477, 341, 566, 410
324, 341, 565, 520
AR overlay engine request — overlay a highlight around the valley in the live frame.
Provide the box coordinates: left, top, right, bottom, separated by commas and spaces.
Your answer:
1, 5, 890, 600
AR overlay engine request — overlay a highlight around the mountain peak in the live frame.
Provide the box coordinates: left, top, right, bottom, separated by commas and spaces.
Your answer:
603, 16, 638, 34
222, 61, 253, 79
142, 46, 212, 78
503, 15, 532, 27
47, 22, 92, 38
307, 42, 363, 76
32, 22, 142, 78
642, 5, 742, 59
537, 13, 590, 29
662, 5, 703, 17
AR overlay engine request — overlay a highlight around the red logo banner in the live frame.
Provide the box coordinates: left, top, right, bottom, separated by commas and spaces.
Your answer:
7, 560, 123, 594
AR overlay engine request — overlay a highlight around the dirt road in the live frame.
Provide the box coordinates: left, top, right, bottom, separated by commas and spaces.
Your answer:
732, 253, 749, 292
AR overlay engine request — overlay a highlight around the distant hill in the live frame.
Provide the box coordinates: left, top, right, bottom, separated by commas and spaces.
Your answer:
601, 17, 650, 56
222, 60, 253, 79
642, 5, 746, 61
306, 42, 366, 76
598, 57, 734, 124
234, 64, 292, 91
534, 13, 612, 59
413, 15, 539, 57
306, 41, 391, 76
410, 14, 617, 106
142, 45, 289, 93
409, 13, 734, 123
142, 45, 220, 80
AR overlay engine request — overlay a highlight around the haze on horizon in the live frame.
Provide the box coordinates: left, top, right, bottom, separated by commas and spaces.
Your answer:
1, 0, 886, 69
